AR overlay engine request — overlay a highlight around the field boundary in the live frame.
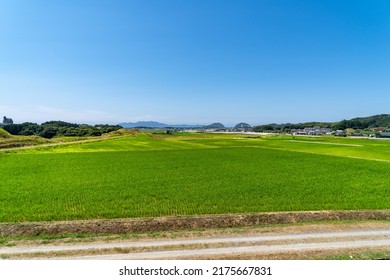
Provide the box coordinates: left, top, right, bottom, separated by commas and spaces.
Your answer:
0, 135, 128, 152
1, 210, 390, 237
247, 144, 390, 163
288, 140, 363, 147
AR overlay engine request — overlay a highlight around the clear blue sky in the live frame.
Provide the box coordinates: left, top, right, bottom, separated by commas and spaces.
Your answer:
1, 0, 389, 126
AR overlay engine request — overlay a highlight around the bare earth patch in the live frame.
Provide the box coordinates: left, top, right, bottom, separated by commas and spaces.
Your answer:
2, 210, 390, 238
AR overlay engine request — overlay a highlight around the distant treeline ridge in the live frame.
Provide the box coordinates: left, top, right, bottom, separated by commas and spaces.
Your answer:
253, 114, 390, 132
2, 121, 122, 138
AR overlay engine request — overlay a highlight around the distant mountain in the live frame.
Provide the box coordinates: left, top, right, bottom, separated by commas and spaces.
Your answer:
234, 122, 251, 129
170, 124, 204, 128
119, 114, 390, 131
203, 122, 225, 129
118, 121, 204, 129
118, 121, 168, 128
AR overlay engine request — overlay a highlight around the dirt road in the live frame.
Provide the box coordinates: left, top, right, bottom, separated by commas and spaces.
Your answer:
2, 226, 390, 259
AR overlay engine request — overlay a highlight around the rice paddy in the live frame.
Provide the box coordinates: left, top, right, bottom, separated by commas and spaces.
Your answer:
1, 133, 389, 222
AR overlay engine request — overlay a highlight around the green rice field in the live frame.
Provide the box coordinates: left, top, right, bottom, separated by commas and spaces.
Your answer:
1, 133, 390, 222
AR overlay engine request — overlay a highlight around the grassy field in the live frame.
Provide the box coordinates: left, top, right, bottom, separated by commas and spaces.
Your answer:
1, 132, 390, 223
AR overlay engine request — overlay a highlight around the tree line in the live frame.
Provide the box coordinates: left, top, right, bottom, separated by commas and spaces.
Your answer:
253, 122, 332, 133
253, 114, 390, 132
2, 121, 122, 138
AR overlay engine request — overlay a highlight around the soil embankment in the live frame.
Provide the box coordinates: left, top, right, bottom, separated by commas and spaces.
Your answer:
2, 210, 390, 238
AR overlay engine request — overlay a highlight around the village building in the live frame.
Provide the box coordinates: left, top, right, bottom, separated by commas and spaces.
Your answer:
0, 116, 13, 127
291, 126, 332, 135
380, 129, 390, 137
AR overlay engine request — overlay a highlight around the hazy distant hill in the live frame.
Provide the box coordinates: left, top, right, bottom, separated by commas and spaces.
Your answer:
118, 121, 203, 129
234, 123, 251, 129
203, 123, 225, 129
119, 114, 390, 131
118, 121, 168, 128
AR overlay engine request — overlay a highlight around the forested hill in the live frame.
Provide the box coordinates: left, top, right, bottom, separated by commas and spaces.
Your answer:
344, 114, 390, 129
2, 121, 122, 138
253, 114, 390, 132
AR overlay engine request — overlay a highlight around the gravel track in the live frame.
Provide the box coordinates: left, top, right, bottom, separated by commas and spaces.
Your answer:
3, 228, 390, 259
